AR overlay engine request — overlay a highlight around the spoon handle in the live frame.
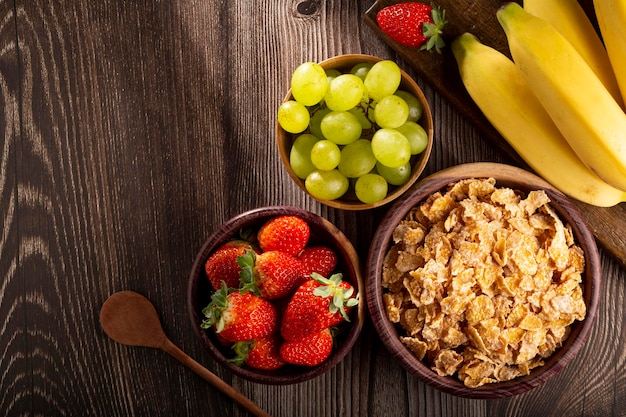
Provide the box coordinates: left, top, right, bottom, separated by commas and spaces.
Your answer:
161, 337, 272, 417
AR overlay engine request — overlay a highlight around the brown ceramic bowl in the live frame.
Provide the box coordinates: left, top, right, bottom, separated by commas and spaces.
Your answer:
276, 54, 434, 210
187, 206, 365, 385
366, 163, 601, 398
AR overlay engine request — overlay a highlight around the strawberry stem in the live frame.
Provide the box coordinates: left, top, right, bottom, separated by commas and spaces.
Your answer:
237, 250, 261, 296
229, 340, 253, 366
422, 3, 447, 53
311, 272, 359, 322
201, 281, 232, 331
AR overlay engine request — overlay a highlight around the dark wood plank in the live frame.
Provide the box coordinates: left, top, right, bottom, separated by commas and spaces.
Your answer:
363, 0, 626, 269
0, 0, 624, 416
0, 1, 24, 415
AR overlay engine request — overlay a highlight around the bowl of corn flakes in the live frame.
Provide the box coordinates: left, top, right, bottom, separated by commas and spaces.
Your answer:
365, 162, 601, 398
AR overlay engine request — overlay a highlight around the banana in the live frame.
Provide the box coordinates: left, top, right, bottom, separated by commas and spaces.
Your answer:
497, 3, 626, 192
593, 0, 626, 106
451, 33, 626, 207
524, 0, 624, 108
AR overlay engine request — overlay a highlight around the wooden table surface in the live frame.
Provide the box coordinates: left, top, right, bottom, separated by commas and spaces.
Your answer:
1, 1, 624, 416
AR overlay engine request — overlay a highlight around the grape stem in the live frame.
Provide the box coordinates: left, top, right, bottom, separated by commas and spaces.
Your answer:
308, 100, 379, 139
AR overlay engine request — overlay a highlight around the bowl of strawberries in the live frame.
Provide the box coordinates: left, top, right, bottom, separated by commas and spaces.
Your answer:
187, 206, 365, 384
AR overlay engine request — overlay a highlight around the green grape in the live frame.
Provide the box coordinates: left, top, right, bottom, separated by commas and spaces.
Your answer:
374, 95, 409, 129
309, 107, 332, 139
371, 128, 411, 168
354, 173, 388, 204
325, 68, 342, 83
364, 60, 402, 101
305, 169, 349, 201
290, 134, 319, 179
348, 106, 372, 130
324, 74, 365, 111
395, 90, 423, 122
395, 121, 429, 155
376, 161, 411, 186
320, 111, 362, 145
350, 62, 372, 81
291, 62, 328, 106
278, 100, 310, 133
338, 139, 377, 178
310, 140, 341, 171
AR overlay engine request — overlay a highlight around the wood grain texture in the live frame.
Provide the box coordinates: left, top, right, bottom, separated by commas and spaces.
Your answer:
0, 0, 624, 416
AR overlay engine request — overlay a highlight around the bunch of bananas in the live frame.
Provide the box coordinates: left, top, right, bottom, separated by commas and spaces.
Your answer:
451, 0, 626, 207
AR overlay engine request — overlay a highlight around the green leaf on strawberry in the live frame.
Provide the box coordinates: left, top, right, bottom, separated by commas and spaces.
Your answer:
311, 273, 359, 322
230, 340, 253, 366
422, 4, 446, 53
201, 281, 233, 331
237, 250, 262, 296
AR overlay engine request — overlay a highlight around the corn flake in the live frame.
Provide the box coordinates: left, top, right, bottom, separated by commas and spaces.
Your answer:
385, 178, 586, 387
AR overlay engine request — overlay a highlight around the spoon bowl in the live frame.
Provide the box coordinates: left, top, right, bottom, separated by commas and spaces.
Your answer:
100, 291, 167, 348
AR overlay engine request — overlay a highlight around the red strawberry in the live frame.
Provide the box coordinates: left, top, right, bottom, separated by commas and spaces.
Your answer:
376, 2, 447, 53
257, 215, 310, 256
298, 245, 338, 278
204, 240, 256, 291
230, 335, 286, 370
280, 329, 334, 366
201, 283, 278, 342
280, 273, 359, 341
238, 250, 307, 300
214, 331, 232, 347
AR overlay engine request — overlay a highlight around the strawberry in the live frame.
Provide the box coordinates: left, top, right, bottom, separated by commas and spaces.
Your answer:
257, 215, 310, 256
230, 335, 286, 370
204, 240, 256, 291
238, 250, 307, 300
279, 329, 334, 366
376, 2, 447, 53
298, 245, 338, 278
201, 283, 278, 342
280, 273, 359, 341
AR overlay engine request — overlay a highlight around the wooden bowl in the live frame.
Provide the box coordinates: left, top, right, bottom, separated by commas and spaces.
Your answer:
365, 163, 601, 398
276, 54, 434, 210
187, 206, 365, 385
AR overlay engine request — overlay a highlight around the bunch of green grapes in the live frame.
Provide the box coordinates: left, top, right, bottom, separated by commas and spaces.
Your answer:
278, 60, 428, 204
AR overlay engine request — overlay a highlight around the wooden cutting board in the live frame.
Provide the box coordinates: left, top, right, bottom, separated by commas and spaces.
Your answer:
364, 0, 626, 269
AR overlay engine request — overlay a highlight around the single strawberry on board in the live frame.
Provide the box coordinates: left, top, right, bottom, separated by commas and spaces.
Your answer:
238, 250, 308, 300
201, 282, 279, 342
280, 328, 334, 367
376, 2, 447, 53
257, 215, 310, 256
298, 245, 338, 279
204, 239, 256, 291
230, 335, 286, 370
280, 273, 359, 341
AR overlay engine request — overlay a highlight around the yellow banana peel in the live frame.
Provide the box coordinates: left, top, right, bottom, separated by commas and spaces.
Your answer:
524, 0, 624, 108
451, 32, 626, 207
497, 2, 626, 192
594, 0, 626, 106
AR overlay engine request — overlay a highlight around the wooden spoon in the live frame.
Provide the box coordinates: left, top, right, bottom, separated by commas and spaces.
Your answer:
99, 291, 271, 417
